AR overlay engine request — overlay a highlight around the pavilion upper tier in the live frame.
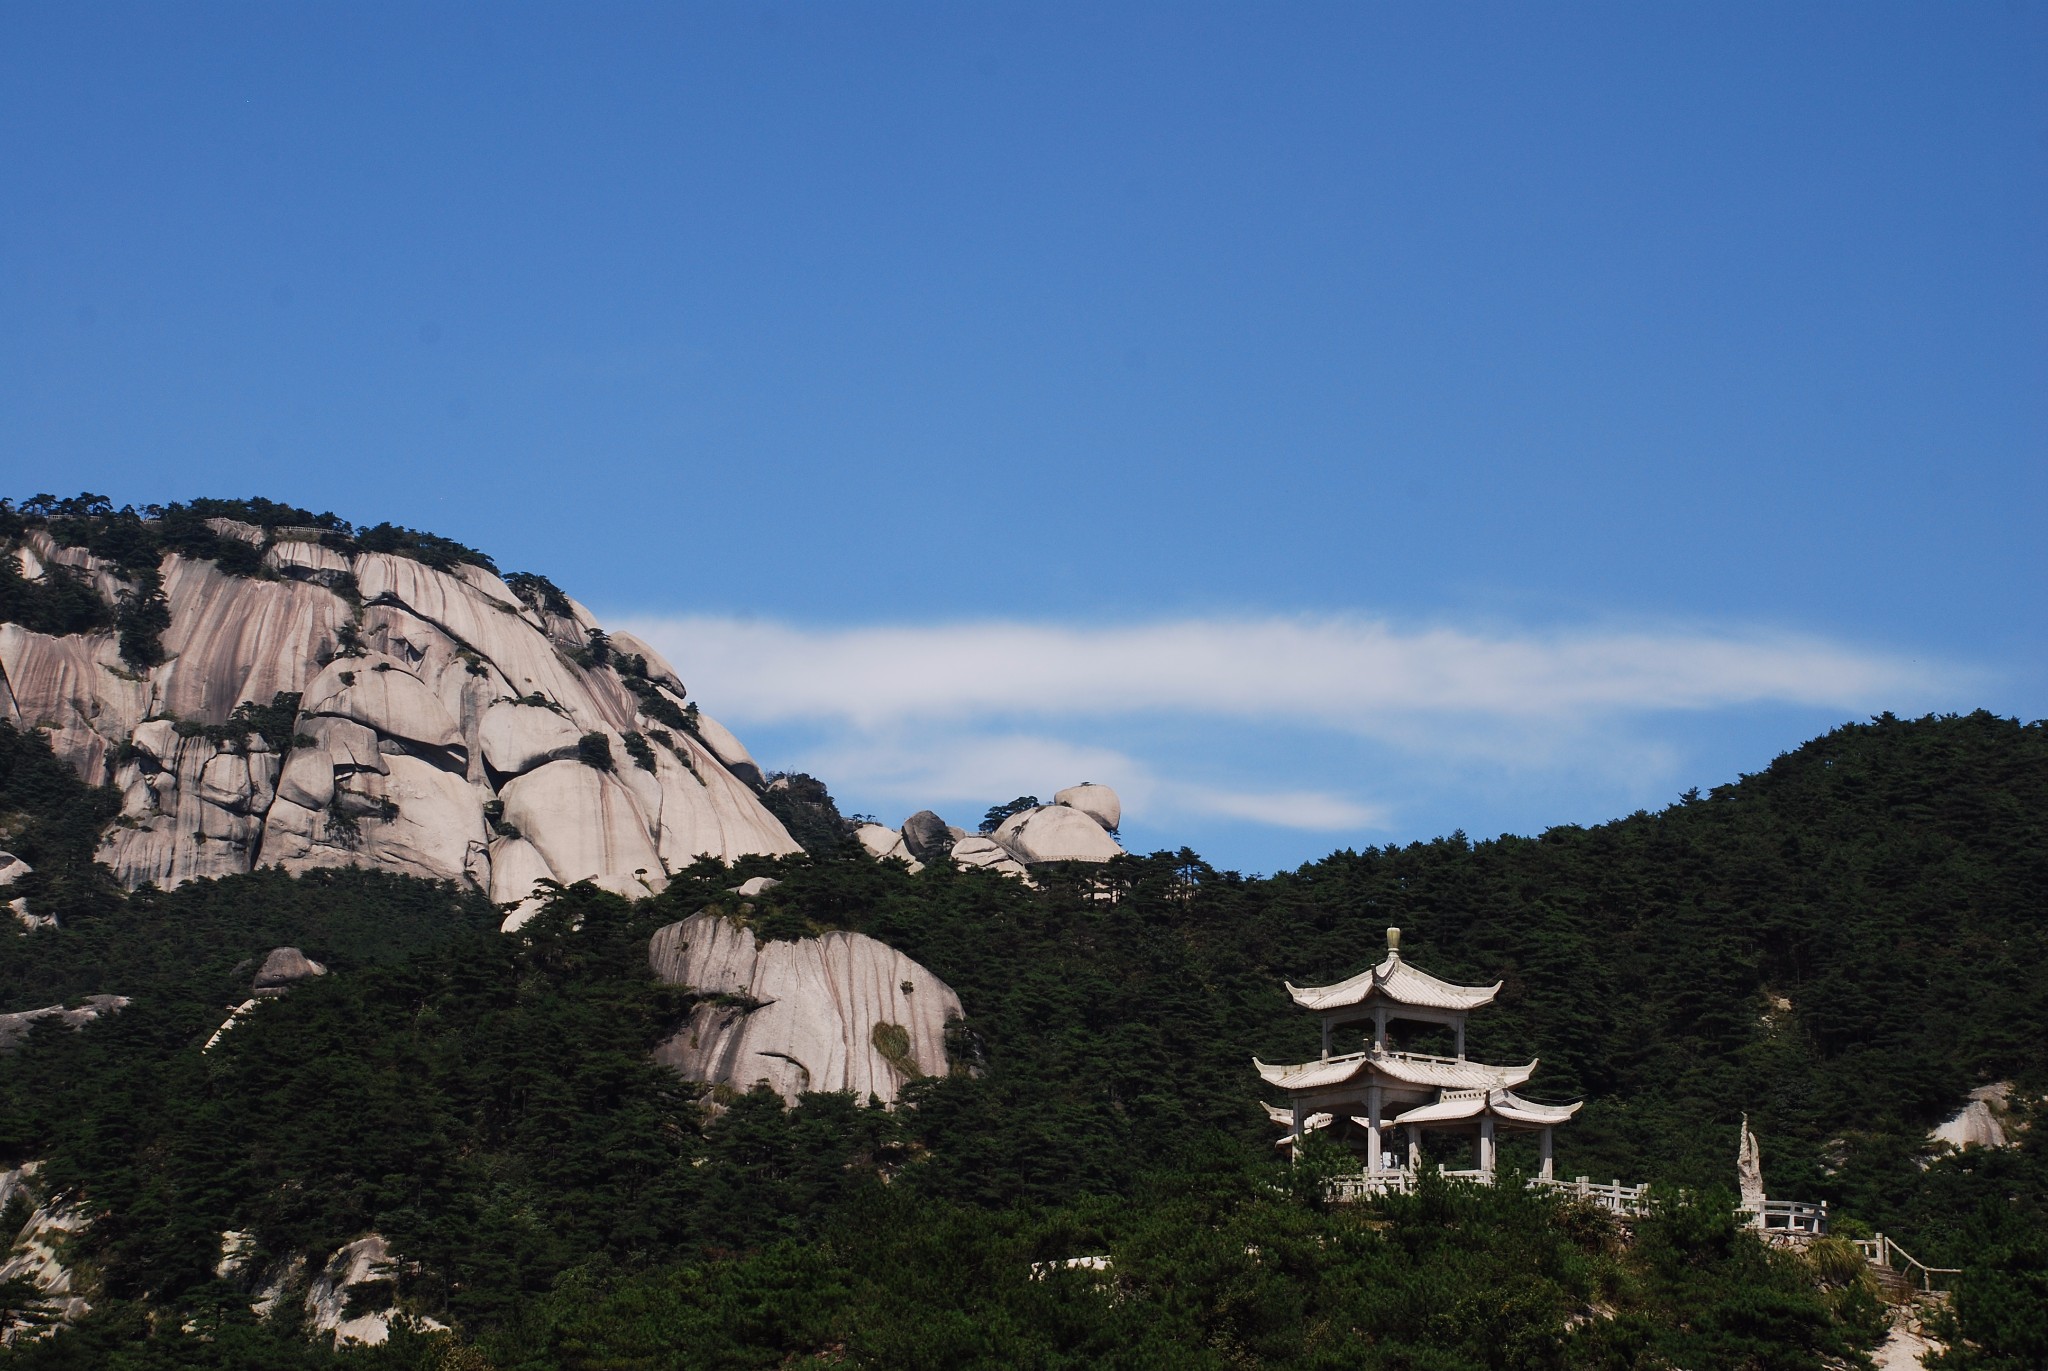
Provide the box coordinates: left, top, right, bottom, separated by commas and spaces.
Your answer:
1285, 932, 1500, 1016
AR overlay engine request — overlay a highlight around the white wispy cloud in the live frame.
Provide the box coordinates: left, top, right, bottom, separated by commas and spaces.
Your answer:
622, 614, 1954, 729
613, 612, 1968, 837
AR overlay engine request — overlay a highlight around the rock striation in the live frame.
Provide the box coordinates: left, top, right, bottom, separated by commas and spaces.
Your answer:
0, 525, 802, 905
648, 909, 963, 1104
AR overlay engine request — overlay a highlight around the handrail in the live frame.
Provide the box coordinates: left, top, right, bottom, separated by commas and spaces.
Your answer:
1854, 1234, 1963, 1294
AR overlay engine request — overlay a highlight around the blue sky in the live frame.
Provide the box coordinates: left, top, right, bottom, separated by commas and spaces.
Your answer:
5, 3, 2043, 871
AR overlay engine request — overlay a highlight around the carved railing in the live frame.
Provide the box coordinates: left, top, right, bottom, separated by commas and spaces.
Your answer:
1748, 1198, 1828, 1237
1329, 1169, 1653, 1216
1529, 1174, 1652, 1216
1329, 1172, 1840, 1234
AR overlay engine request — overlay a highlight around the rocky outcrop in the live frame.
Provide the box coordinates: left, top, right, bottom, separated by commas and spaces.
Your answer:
0, 854, 51, 933
253, 947, 326, 996
1929, 1083, 2014, 1152
0, 996, 129, 1053
302, 1234, 443, 1346
848, 784, 1128, 882
0, 526, 802, 903
0, 1163, 92, 1344
993, 804, 1124, 863
649, 910, 962, 1104
854, 822, 921, 870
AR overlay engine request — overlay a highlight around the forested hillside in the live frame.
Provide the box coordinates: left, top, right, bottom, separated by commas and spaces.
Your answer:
0, 710, 2042, 1368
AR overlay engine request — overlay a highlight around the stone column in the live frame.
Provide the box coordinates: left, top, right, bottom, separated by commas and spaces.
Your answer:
1407, 1125, 1421, 1171
1540, 1127, 1554, 1180
1479, 1116, 1496, 1176
1366, 1082, 1383, 1171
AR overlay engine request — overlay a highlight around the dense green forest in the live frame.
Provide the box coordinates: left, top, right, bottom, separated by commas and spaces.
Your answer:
0, 710, 2043, 1368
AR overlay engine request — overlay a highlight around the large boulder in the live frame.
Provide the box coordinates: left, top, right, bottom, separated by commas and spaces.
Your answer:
900, 810, 954, 862
949, 834, 1029, 879
649, 910, 962, 1104
855, 822, 920, 869
253, 947, 326, 995
993, 805, 1125, 863
1054, 784, 1121, 833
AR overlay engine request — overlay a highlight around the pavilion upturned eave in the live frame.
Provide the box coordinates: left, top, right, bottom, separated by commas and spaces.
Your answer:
1392, 1088, 1582, 1130
1253, 1050, 1537, 1094
1284, 953, 1501, 1015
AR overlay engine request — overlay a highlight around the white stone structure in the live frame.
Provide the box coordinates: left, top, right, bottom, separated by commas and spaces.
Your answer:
1255, 927, 1581, 1181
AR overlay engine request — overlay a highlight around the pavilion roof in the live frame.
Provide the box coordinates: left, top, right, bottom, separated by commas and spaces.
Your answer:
1253, 1049, 1535, 1094
1392, 1088, 1582, 1129
1285, 950, 1500, 1015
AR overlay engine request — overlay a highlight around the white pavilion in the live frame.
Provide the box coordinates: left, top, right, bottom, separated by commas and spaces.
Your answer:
1255, 927, 1581, 1183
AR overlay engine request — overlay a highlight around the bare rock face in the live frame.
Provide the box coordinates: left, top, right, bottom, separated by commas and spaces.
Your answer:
993, 804, 1125, 863
0, 530, 802, 903
648, 910, 963, 1104
1930, 1083, 2014, 1152
479, 700, 582, 774
301, 1234, 444, 1346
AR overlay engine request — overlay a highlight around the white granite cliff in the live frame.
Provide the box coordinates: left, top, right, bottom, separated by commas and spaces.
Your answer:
0, 526, 800, 909
649, 908, 964, 1104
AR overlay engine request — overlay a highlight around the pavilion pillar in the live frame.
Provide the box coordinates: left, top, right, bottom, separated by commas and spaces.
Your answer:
1406, 1125, 1420, 1172
1373, 1007, 1387, 1053
1290, 1101, 1304, 1166
1454, 1019, 1466, 1060
1540, 1127, 1554, 1180
1366, 1082, 1383, 1172
1479, 1116, 1496, 1176
1320, 1017, 1331, 1060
